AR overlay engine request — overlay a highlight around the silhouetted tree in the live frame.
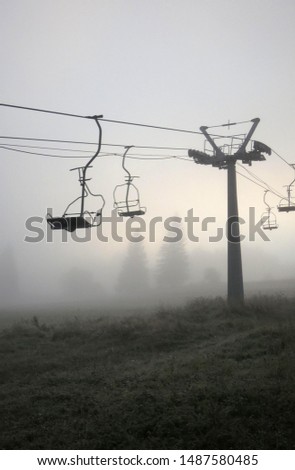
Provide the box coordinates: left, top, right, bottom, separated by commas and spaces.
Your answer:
63, 266, 104, 305
155, 237, 189, 292
203, 267, 222, 284
116, 241, 150, 297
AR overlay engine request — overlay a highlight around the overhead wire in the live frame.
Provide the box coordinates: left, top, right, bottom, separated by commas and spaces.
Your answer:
95, 150, 188, 158
0, 136, 191, 152
0, 145, 110, 159
99, 117, 202, 135
1, 138, 291, 182
1, 145, 286, 200
0, 103, 98, 120
0, 144, 192, 161
237, 143, 295, 203
271, 148, 293, 167
237, 163, 286, 200
1, 103, 293, 198
0, 143, 95, 153
236, 170, 273, 191
0, 103, 203, 135
3, 104, 295, 158
236, 170, 289, 203
0, 135, 120, 146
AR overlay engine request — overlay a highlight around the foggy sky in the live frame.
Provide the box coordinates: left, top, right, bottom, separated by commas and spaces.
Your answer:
1, 0, 295, 311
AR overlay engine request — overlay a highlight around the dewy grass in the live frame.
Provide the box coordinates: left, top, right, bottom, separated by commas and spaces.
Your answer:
0, 295, 295, 449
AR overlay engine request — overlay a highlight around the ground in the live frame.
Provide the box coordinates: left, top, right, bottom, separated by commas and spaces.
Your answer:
0, 295, 295, 449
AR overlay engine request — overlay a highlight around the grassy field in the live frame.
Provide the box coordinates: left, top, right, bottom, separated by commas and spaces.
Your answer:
0, 295, 295, 450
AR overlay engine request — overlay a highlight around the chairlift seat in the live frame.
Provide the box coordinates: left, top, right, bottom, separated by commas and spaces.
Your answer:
47, 117, 104, 233
47, 216, 92, 232
278, 205, 295, 212
118, 209, 146, 217
113, 146, 146, 219
261, 203, 278, 231
263, 222, 278, 230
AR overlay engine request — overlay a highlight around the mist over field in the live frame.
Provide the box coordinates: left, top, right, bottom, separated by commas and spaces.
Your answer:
1, 0, 295, 453
1, 230, 295, 325
1, 0, 295, 322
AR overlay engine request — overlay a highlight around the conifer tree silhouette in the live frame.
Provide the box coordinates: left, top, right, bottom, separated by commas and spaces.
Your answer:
117, 241, 150, 297
156, 236, 189, 292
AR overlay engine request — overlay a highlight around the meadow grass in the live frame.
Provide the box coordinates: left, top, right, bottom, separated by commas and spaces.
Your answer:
0, 295, 295, 449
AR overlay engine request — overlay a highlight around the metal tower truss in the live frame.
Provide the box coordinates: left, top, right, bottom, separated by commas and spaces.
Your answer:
188, 118, 270, 304
188, 119, 271, 170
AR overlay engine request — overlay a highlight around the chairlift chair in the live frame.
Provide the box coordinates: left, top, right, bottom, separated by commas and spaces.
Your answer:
261, 210, 278, 230
113, 146, 146, 218
46, 116, 105, 232
278, 165, 295, 212
262, 190, 278, 231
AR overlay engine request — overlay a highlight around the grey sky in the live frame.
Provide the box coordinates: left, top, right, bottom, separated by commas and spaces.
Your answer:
1, 0, 295, 304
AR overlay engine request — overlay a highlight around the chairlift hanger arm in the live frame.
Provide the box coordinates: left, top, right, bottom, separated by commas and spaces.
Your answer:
124, 148, 133, 214
287, 164, 295, 189
263, 189, 271, 210
121, 145, 134, 181
80, 117, 103, 215
82, 117, 103, 174
282, 165, 295, 208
